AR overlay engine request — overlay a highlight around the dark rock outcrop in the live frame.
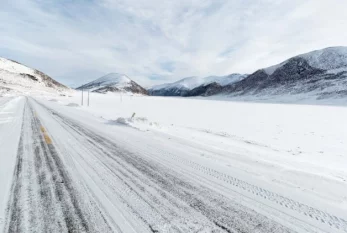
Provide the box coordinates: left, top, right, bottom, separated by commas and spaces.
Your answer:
184, 82, 223, 97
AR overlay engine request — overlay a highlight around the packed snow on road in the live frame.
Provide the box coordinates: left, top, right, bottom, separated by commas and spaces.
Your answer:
0, 92, 346, 233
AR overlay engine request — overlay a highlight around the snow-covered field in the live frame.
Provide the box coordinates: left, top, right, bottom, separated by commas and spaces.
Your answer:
45, 92, 347, 211
1, 92, 347, 232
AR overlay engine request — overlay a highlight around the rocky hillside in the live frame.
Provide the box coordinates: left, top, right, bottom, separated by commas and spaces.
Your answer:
183, 46, 347, 100
219, 46, 347, 99
77, 73, 148, 95
184, 82, 224, 97
182, 73, 245, 96
0, 57, 68, 94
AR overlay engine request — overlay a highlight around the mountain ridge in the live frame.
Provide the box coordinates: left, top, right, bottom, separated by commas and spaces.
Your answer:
0, 57, 69, 95
77, 73, 148, 95
217, 46, 347, 99
148, 74, 247, 96
182, 46, 347, 99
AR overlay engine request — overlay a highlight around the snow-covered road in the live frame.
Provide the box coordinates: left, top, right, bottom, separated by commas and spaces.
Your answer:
1, 96, 346, 233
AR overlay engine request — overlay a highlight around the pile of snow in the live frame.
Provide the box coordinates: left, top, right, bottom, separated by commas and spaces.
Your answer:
108, 116, 159, 130
66, 103, 79, 107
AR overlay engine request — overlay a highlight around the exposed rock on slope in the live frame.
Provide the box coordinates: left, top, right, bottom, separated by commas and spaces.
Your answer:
218, 47, 347, 99
184, 82, 223, 97
153, 46, 347, 100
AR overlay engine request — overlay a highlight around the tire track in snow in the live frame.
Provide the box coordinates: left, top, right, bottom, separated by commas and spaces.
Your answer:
3, 98, 113, 233
34, 98, 347, 233
34, 99, 298, 233
157, 150, 347, 232
38, 102, 220, 232
4, 111, 24, 233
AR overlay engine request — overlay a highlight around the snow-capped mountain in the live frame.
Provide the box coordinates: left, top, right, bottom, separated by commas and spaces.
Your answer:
217, 46, 347, 99
77, 73, 147, 95
148, 76, 200, 96
0, 57, 68, 95
184, 74, 247, 97
264, 46, 347, 75
148, 74, 246, 96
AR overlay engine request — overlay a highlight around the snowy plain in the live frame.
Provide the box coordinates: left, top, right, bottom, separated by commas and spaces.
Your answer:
0, 92, 347, 232
42, 92, 347, 213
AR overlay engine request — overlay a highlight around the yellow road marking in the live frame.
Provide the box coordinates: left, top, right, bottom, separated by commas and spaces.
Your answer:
40, 125, 51, 144
40, 126, 46, 133
43, 133, 52, 144
36, 112, 51, 145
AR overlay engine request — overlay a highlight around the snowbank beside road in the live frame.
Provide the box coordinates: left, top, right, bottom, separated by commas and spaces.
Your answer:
0, 97, 25, 229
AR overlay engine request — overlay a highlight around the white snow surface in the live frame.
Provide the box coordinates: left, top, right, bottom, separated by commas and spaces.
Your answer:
79, 73, 132, 91
264, 46, 347, 75
1, 92, 347, 232
301, 46, 347, 70
150, 73, 246, 91
0, 97, 24, 226
0, 57, 35, 76
44, 93, 347, 214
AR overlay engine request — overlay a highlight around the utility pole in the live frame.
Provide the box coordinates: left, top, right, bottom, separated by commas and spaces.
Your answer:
81, 89, 84, 106
87, 90, 90, 107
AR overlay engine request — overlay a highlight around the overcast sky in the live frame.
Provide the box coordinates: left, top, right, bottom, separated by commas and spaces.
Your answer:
1, 0, 347, 87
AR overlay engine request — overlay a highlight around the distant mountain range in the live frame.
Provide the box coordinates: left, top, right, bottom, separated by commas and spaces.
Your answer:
76, 73, 148, 95
216, 46, 347, 99
149, 46, 347, 100
2, 46, 346, 100
148, 74, 246, 96
0, 57, 68, 95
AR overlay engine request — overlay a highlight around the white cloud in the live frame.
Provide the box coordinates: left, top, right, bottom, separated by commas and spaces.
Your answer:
0, 0, 347, 87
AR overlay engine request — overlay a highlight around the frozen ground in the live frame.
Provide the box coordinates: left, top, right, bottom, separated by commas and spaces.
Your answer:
0, 92, 346, 233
